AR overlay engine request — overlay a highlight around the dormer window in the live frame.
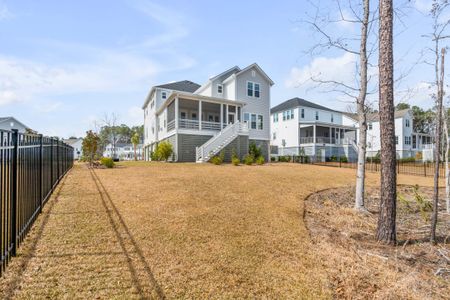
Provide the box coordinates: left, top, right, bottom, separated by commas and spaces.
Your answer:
161, 91, 167, 99
217, 84, 223, 94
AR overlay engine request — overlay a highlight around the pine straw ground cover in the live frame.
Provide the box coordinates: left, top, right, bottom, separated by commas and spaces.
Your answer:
0, 162, 440, 299
305, 185, 450, 299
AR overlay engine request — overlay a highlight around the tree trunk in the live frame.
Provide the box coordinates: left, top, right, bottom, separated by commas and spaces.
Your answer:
431, 48, 445, 244
134, 144, 137, 161
443, 108, 450, 214
376, 0, 397, 245
355, 0, 370, 211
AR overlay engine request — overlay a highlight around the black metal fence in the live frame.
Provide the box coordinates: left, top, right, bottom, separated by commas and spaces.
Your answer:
1, 129, 73, 276
272, 155, 447, 178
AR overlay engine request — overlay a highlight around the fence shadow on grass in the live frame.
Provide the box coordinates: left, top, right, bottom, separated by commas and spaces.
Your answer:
1, 173, 68, 300
89, 168, 165, 300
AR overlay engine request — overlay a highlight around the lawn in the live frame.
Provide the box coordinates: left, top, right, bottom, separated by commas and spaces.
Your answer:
0, 162, 439, 299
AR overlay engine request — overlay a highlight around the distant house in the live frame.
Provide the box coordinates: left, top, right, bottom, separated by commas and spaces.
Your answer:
142, 63, 273, 162
0, 117, 30, 133
270, 98, 433, 161
63, 138, 83, 160
103, 143, 143, 161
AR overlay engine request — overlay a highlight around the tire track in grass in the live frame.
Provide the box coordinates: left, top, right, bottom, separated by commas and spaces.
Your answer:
89, 168, 165, 300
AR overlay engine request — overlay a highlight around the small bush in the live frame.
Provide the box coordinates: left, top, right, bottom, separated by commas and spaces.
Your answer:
278, 155, 290, 162
270, 156, 276, 162
249, 142, 262, 159
155, 141, 173, 161
100, 157, 115, 168
330, 155, 337, 162
255, 156, 265, 165
243, 154, 254, 165
398, 157, 415, 163
231, 149, 240, 165
339, 156, 348, 163
209, 150, 225, 165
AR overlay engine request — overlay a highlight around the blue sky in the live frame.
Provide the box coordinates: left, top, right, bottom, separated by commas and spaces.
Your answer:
0, 0, 446, 137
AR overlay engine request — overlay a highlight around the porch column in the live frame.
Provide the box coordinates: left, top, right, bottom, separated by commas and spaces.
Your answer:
329, 127, 332, 144
199, 100, 202, 130
175, 97, 179, 130
313, 125, 316, 143
220, 103, 223, 129
226, 104, 229, 124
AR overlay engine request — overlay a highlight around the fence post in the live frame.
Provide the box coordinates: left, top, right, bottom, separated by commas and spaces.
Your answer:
424, 162, 426, 177
56, 139, 60, 181
397, 160, 400, 174
39, 134, 43, 213
11, 129, 19, 256
50, 138, 53, 191
339, 156, 342, 168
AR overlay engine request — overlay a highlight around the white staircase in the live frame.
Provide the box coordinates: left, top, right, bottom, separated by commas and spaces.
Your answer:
196, 121, 248, 163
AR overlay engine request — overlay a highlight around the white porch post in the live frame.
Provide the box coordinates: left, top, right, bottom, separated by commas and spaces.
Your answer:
199, 100, 202, 131
175, 97, 179, 130
226, 104, 229, 124
329, 127, 332, 144
220, 103, 223, 129
313, 125, 316, 143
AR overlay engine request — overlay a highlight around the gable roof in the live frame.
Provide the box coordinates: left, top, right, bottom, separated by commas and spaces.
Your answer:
270, 98, 336, 114
155, 80, 200, 93
342, 109, 411, 122
209, 65, 241, 81
236, 63, 274, 86
0, 116, 30, 130
63, 138, 83, 145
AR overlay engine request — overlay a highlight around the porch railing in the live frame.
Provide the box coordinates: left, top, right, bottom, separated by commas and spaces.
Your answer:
299, 136, 357, 145
167, 120, 175, 131
179, 119, 199, 130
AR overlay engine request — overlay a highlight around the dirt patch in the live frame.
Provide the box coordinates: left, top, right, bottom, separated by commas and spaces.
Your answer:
305, 185, 450, 299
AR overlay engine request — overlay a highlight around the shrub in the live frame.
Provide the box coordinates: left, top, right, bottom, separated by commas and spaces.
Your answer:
100, 157, 114, 168
398, 157, 415, 163
231, 149, 240, 166
209, 150, 225, 165
243, 154, 254, 165
270, 156, 276, 162
339, 156, 348, 163
155, 141, 173, 161
278, 155, 290, 162
249, 142, 262, 159
330, 155, 337, 162
256, 156, 265, 165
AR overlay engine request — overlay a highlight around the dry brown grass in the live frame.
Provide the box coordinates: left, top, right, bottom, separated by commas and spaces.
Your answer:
0, 162, 442, 299
305, 185, 450, 299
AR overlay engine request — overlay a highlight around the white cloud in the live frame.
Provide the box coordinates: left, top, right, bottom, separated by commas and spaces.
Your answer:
285, 52, 360, 90
0, 2, 13, 21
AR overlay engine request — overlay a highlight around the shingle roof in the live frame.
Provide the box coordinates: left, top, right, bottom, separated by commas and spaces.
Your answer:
270, 97, 337, 114
155, 80, 201, 93
341, 109, 411, 121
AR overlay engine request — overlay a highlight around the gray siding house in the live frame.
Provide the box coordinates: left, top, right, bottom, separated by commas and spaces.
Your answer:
0, 117, 30, 133
142, 63, 273, 162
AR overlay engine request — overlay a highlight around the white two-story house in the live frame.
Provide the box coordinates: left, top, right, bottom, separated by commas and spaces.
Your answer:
270, 98, 433, 161
142, 63, 273, 162
270, 98, 358, 161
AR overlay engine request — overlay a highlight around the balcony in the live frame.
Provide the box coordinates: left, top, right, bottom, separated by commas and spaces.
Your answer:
167, 119, 227, 132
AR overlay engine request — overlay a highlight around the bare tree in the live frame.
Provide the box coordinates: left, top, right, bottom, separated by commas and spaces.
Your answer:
376, 0, 397, 244
302, 0, 376, 211
421, 0, 450, 243
102, 113, 120, 160
442, 106, 450, 213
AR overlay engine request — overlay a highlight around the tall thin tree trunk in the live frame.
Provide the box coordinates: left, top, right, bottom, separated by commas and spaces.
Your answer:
134, 144, 137, 161
431, 48, 445, 244
355, 0, 370, 211
443, 108, 450, 213
376, 0, 397, 244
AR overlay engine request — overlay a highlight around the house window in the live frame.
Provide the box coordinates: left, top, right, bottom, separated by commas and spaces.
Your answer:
257, 115, 263, 130
404, 136, 411, 145
331, 114, 334, 123
251, 114, 257, 129
273, 113, 278, 123
244, 113, 250, 122
247, 81, 260, 98
405, 119, 410, 127
180, 112, 187, 119
315, 111, 319, 120
273, 132, 276, 140
301, 108, 305, 118
162, 91, 167, 99
217, 84, 223, 94
395, 136, 398, 145
282, 111, 286, 121
368, 123, 373, 130
247, 82, 254, 97
290, 109, 294, 119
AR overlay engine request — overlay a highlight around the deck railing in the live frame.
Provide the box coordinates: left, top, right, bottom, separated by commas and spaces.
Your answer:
0, 129, 73, 277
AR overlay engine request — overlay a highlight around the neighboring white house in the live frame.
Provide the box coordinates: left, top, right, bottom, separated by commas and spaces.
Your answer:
270, 98, 433, 161
142, 63, 274, 162
103, 143, 143, 161
0, 117, 30, 133
63, 138, 83, 160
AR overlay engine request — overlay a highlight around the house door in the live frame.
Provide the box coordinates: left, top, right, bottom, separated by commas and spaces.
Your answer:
228, 113, 235, 124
